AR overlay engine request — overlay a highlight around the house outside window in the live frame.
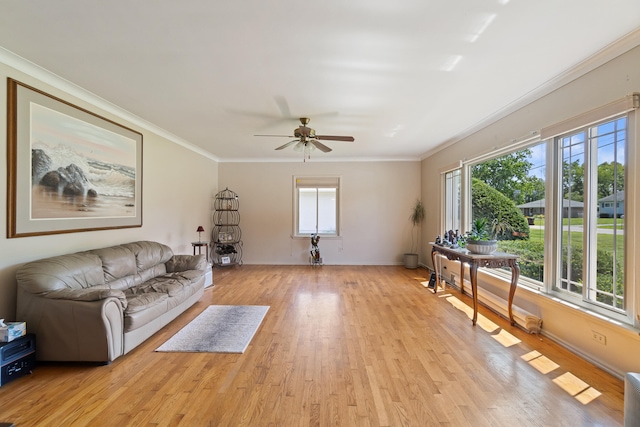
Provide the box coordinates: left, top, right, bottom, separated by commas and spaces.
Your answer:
294, 176, 340, 237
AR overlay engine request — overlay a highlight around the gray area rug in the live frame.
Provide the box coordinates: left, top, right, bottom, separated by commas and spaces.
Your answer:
156, 305, 269, 353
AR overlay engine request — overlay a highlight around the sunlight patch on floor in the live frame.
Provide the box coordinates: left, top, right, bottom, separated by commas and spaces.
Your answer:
520, 352, 601, 404
575, 386, 602, 404
520, 350, 559, 374
521, 350, 541, 362
435, 291, 604, 406
492, 329, 521, 347
476, 316, 499, 333
552, 372, 602, 404
445, 295, 474, 317
443, 295, 499, 333
436, 291, 603, 406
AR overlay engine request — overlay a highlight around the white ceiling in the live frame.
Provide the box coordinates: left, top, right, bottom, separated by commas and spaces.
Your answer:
1, 1, 639, 162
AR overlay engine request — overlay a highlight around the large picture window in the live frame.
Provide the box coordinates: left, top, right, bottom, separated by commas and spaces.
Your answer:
459, 101, 635, 323
294, 176, 340, 236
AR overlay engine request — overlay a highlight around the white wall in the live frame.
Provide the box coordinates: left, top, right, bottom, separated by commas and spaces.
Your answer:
420, 43, 640, 378
218, 161, 421, 265
0, 58, 219, 320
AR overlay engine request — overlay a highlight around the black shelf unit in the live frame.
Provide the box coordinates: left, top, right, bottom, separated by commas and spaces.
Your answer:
211, 188, 243, 267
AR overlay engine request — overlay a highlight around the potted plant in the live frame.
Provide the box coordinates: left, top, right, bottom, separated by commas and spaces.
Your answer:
404, 199, 425, 268
464, 217, 498, 254
463, 215, 512, 254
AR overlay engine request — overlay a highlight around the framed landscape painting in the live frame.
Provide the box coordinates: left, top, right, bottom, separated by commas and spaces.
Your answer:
7, 78, 143, 238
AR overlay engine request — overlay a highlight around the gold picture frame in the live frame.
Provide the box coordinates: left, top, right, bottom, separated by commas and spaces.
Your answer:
7, 78, 143, 237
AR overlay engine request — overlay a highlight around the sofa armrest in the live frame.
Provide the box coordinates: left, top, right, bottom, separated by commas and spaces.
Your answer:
166, 254, 207, 272
16, 287, 125, 362
44, 288, 128, 310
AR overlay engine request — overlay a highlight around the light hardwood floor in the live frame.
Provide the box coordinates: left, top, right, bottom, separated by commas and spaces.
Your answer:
0, 265, 624, 426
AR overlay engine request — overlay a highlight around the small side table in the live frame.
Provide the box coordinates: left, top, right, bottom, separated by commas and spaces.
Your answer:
191, 242, 209, 263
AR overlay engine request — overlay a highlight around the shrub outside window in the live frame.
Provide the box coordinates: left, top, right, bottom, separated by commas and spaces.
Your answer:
470, 142, 546, 285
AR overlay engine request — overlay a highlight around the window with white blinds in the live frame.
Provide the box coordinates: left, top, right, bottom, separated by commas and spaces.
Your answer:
294, 176, 340, 237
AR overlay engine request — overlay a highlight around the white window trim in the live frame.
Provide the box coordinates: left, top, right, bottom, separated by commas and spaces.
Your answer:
455, 95, 639, 326
292, 175, 341, 238
441, 167, 462, 235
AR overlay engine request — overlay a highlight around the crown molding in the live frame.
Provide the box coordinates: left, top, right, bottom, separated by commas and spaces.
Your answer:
0, 47, 219, 162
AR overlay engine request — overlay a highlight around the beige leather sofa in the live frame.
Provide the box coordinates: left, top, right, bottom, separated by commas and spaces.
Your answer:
16, 241, 206, 363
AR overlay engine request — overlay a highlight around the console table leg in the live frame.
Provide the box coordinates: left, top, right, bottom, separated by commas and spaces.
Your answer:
507, 261, 521, 325
430, 249, 439, 294
470, 264, 479, 326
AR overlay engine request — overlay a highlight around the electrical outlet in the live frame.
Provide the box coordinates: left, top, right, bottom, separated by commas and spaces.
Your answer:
591, 330, 606, 345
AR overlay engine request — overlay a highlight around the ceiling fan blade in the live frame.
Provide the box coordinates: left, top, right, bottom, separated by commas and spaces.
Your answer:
310, 140, 332, 153
316, 135, 355, 142
275, 140, 299, 150
255, 134, 295, 138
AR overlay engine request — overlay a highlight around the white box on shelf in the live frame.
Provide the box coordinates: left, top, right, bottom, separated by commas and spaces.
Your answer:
221, 256, 231, 264
0, 321, 26, 342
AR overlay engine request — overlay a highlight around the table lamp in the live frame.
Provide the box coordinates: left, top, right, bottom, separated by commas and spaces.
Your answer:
196, 226, 205, 243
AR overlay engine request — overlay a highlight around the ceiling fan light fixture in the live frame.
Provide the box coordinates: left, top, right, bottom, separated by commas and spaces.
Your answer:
256, 117, 354, 161
293, 141, 305, 152
292, 141, 316, 161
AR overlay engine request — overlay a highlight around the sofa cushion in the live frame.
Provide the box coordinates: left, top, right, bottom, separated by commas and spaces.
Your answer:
105, 276, 136, 291
146, 276, 189, 297
123, 241, 173, 272
16, 253, 105, 293
166, 254, 207, 272
168, 270, 204, 282
124, 292, 168, 314
123, 292, 170, 331
89, 245, 136, 283
135, 264, 167, 287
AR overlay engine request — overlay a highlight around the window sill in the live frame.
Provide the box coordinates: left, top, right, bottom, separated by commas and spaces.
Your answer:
291, 234, 341, 240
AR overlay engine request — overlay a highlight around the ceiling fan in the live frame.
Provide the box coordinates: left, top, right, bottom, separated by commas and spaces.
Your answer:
255, 117, 355, 161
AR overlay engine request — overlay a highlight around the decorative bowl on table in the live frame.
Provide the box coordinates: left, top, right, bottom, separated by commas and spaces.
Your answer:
465, 240, 498, 255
